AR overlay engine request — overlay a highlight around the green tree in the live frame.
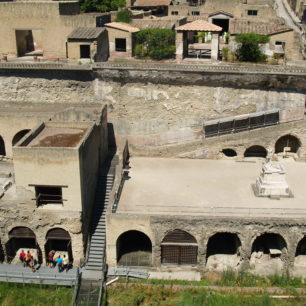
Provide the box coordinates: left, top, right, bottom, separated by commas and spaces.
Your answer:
79, 0, 125, 13
115, 9, 132, 23
134, 29, 176, 60
235, 33, 269, 63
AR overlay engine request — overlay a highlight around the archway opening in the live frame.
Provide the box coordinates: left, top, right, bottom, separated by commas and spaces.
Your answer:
222, 149, 237, 157
296, 237, 306, 256
294, 236, 306, 275
161, 229, 197, 265
12, 129, 30, 146
250, 233, 287, 275
0, 136, 5, 156
45, 228, 73, 263
206, 233, 241, 270
275, 135, 301, 154
5, 227, 42, 263
117, 230, 152, 266
244, 145, 267, 158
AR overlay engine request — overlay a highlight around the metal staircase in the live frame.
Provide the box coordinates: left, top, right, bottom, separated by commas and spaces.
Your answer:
86, 172, 115, 271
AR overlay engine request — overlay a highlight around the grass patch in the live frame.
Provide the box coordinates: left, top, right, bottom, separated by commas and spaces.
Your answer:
0, 282, 73, 305
106, 284, 305, 305
117, 277, 211, 287
115, 269, 305, 289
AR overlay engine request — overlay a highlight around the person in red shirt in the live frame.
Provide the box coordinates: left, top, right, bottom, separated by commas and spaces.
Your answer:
19, 250, 26, 266
25, 251, 32, 267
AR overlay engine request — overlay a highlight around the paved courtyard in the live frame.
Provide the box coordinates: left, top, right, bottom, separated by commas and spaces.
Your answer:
117, 157, 306, 217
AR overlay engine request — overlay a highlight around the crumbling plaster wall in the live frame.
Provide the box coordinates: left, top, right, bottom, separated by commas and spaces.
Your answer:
106, 213, 306, 274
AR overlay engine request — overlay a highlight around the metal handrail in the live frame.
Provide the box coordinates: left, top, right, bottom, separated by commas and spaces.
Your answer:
70, 268, 81, 306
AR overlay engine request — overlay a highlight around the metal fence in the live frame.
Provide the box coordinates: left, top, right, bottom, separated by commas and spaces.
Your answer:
0, 268, 79, 287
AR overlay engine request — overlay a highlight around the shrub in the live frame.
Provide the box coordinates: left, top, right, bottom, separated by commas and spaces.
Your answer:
134, 29, 176, 60
222, 47, 229, 61
115, 9, 132, 23
80, 0, 125, 13
235, 33, 269, 63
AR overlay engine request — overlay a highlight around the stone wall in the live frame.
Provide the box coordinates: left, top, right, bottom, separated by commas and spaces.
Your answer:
106, 212, 306, 275
94, 68, 306, 156
0, 200, 84, 265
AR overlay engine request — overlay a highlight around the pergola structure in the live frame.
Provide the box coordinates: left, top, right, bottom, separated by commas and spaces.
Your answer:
176, 20, 222, 61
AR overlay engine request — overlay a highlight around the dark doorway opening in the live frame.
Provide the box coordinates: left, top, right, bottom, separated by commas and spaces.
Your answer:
212, 18, 228, 33
275, 135, 301, 154
5, 227, 42, 263
117, 230, 152, 266
206, 232, 241, 258
16, 30, 34, 56
222, 148, 237, 157
115, 38, 127, 52
161, 229, 198, 265
296, 236, 306, 256
244, 145, 267, 158
0, 136, 5, 156
80, 45, 90, 59
12, 129, 30, 146
45, 228, 73, 263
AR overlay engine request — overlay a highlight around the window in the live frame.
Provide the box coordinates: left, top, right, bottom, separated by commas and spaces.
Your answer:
31, 185, 66, 206
115, 38, 127, 52
247, 10, 258, 16
191, 11, 200, 15
80, 45, 90, 58
275, 41, 284, 46
171, 11, 179, 15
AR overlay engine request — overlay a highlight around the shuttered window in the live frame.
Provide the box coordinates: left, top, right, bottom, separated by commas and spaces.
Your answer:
161, 230, 198, 265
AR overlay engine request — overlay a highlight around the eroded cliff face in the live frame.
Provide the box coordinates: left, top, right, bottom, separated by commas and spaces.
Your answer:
0, 68, 305, 155
94, 79, 305, 153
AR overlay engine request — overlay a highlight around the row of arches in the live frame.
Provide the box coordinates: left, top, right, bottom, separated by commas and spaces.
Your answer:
0, 129, 31, 156
222, 135, 301, 158
116, 230, 306, 271
0, 227, 73, 264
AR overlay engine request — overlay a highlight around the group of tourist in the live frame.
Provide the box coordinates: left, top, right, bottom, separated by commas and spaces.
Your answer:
19, 250, 38, 272
47, 250, 70, 272
19, 250, 70, 273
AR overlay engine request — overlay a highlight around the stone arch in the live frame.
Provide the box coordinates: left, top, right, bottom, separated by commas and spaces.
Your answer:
244, 145, 267, 158
161, 229, 198, 265
0, 136, 5, 156
250, 233, 287, 275
12, 129, 30, 146
206, 232, 241, 270
275, 135, 301, 154
5, 226, 42, 264
116, 230, 152, 266
222, 148, 237, 157
296, 236, 306, 256
293, 235, 306, 276
45, 228, 73, 263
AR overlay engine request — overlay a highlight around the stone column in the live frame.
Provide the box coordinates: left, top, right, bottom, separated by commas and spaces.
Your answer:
211, 32, 220, 61
176, 31, 184, 61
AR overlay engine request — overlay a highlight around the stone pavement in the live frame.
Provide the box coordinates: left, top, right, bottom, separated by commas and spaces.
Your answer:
0, 263, 78, 286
